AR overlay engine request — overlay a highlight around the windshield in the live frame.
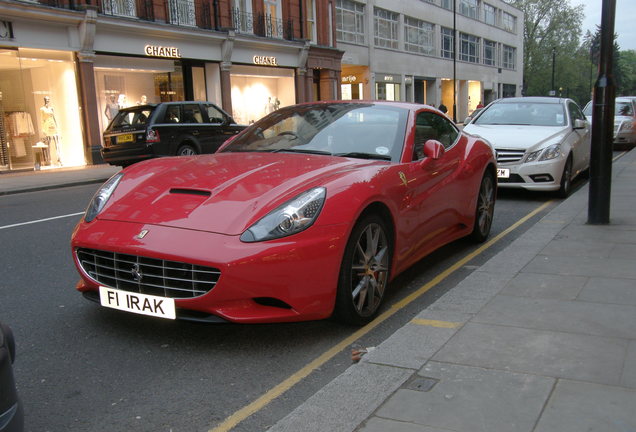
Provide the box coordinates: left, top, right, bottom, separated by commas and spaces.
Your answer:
474, 102, 566, 126
109, 108, 154, 129
616, 101, 634, 116
222, 103, 408, 162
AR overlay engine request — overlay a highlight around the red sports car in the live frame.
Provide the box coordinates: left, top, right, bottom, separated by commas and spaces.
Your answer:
71, 101, 496, 325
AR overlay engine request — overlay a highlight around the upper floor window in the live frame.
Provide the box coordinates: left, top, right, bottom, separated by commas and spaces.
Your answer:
404, 17, 435, 55
503, 45, 516, 69
167, 0, 195, 26
459, 0, 478, 19
336, 0, 365, 44
441, 27, 454, 59
483, 39, 496, 66
102, 0, 137, 17
483, 3, 496, 26
459, 32, 480, 63
502, 11, 517, 32
232, 0, 254, 34
264, 0, 284, 38
305, 0, 318, 43
374, 7, 399, 49
441, 0, 453, 10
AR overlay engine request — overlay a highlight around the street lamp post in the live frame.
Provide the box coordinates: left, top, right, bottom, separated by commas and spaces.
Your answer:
551, 47, 556, 95
452, 0, 457, 122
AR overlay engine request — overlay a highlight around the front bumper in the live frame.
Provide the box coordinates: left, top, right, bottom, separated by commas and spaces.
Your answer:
496, 157, 566, 191
71, 219, 350, 323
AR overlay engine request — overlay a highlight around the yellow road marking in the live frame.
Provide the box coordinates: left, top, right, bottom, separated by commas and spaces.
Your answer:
411, 318, 462, 328
209, 199, 553, 432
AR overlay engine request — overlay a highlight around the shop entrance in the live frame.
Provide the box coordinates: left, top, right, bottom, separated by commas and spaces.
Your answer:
0, 48, 83, 171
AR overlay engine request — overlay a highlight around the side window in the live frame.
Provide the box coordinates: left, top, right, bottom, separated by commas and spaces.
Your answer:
206, 104, 225, 124
164, 105, 182, 123
182, 104, 203, 123
413, 111, 458, 160
568, 102, 585, 123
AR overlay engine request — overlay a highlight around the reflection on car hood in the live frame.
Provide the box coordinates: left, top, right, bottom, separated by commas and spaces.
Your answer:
463, 124, 567, 150
98, 153, 377, 235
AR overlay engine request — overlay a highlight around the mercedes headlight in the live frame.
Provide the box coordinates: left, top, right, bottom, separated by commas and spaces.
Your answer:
84, 172, 124, 223
539, 143, 562, 161
240, 187, 326, 242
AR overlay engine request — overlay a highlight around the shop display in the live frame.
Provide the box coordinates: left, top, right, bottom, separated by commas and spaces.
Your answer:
40, 96, 62, 166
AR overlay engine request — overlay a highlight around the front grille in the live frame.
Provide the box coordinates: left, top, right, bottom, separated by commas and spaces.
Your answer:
76, 248, 220, 299
498, 174, 525, 183
496, 148, 526, 164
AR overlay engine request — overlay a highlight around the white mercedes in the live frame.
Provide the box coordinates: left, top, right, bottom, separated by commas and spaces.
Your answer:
464, 97, 590, 197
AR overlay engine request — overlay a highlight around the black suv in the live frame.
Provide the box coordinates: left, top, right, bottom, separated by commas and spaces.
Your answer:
0, 322, 23, 432
101, 101, 246, 166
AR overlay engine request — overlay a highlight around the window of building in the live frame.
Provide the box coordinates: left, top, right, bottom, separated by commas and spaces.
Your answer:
483, 3, 496, 25
459, 33, 480, 63
404, 17, 435, 55
441, 27, 454, 59
502, 11, 516, 32
167, 0, 196, 26
336, 0, 365, 45
441, 0, 453, 10
305, 0, 318, 43
483, 39, 496, 66
503, 45, 516, 69
102, 0, 137, 17
502, 83, 516, 98
459, 0, 478, 19
374, 7, 399, 49
232, 0, 254, 34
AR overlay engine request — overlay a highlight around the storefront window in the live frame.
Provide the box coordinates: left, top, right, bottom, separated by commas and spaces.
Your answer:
376, 82, 400, 101
0, 48, 83, 171
229, 65, 295, 124
94, 55, 184, 134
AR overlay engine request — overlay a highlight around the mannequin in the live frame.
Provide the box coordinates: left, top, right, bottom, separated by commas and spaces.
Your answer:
117, 93, 127, 109
137, 95, 148, 105
40, 96, 61, 165
105, 95, 119, 122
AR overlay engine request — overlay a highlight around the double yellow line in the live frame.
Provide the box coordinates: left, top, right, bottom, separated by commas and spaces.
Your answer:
210, 199, 553, 432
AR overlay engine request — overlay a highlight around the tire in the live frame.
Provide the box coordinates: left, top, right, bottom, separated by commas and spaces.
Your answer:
557, 156, 573, 198
177, 144, 198, 156
334, 215, 391, 325
469, 171, 496, 243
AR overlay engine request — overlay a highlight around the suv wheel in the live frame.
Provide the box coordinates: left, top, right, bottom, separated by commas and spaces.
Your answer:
177, 145, 198, 156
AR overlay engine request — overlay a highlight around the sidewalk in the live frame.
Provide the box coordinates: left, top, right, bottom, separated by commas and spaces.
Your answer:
0, 164, 119, 196
269, 149, 636, 432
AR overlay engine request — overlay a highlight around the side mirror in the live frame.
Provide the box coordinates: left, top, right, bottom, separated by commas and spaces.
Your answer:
418, 140, 445, 168
464, 116, 472, 124
574, 119, 587, 129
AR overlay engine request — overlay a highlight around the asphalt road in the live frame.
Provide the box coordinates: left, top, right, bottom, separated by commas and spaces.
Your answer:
0, 179, 579, 432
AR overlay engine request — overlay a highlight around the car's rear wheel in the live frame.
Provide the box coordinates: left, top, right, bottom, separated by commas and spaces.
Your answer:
469, 171, 495, 243
557, 156, 573, 198
334, 214, 391, 325
177, 144, 198, 156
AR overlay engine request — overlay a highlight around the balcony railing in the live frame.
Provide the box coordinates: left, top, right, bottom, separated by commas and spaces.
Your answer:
231, 7, 254, 34
231, 8, 293, 40
102, 0, 137, 17
167, 0, 196, 26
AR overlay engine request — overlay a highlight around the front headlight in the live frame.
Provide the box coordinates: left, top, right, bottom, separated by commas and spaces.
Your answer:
539, 143, 562, 161
240, 187, 326, 242
619, 121, 634, 132
84, 172, 124, 222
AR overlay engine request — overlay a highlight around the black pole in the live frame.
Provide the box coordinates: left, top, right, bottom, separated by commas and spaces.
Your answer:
551, 47, 556, 94
588, 0, 616, 225
452, 0, 457, 123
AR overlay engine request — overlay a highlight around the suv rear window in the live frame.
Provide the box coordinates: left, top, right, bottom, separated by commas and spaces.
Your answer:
110, 108, 154, 129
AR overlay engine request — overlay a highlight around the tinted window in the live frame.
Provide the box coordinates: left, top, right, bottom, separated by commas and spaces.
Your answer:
164, 105, 182, 123
109, 108, 153, 128
182, 104, 203, 123
616, 101, 634, 116
413, 111, 458, 158
206, 105, 226, 123
568, 102, 585, 123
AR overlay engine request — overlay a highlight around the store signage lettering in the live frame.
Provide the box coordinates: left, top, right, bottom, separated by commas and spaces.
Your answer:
342, 75, 357, 83
144, 45, 181, 58
253, 56, 278, 66
0, 21, 14, 40
384, 76, 394, 81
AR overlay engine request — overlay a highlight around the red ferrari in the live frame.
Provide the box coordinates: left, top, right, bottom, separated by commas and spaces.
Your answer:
71, 101, 496, 325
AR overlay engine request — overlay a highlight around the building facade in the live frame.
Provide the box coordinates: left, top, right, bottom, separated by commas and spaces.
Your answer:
336, 0, 524, 122
0, 0, 343, 171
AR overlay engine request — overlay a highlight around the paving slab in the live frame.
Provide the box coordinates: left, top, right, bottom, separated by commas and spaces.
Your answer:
358, 417, 453, 432
500, 272, 587, 300
372, 362, 554, 432
534, 380, 636, 432
433, 322, 628, 386
579, 277, 636, 306
473, 294, 636, 339
523, 254, 636, 279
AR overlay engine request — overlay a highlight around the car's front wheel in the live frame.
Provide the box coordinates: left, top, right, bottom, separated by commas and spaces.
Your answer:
177, 144, 198, 156
557, 156, 573, 198
334, 214, 391, 325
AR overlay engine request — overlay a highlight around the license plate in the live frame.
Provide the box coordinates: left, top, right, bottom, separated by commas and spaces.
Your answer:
497, 168, 510, 178
99, 286, 176, 320
117, 134, 134, 144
